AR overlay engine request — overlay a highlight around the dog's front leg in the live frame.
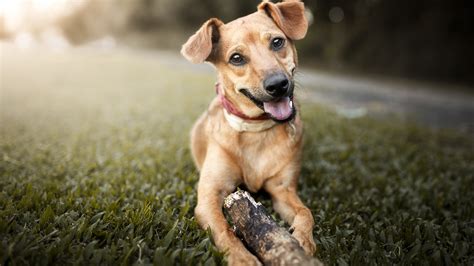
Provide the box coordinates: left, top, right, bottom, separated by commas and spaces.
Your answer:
263, 165, 317, 256
195, 146, 261, 266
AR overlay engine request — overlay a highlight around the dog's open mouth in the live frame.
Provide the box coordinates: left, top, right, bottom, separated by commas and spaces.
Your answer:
239, 89, 295, 122
263, 96, 294, 121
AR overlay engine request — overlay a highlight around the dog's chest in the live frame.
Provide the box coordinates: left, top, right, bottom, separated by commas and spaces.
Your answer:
233, 128, 298, 192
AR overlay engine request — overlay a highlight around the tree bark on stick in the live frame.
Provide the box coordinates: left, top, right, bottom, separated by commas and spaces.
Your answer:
224, 190, 323, 266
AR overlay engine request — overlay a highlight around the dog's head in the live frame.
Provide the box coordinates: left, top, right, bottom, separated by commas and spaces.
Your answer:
181, 0, 308, 122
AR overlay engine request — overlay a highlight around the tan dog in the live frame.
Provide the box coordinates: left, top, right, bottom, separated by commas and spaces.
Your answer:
181, 1, 315, 265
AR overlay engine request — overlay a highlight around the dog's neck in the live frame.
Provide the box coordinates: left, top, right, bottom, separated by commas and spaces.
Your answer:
216, 83, 276, 132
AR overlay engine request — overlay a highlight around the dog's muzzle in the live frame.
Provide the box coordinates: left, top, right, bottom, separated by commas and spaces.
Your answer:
239, 72, 296, 123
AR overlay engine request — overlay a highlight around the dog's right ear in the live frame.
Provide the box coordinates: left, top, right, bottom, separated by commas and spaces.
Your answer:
181, 18, 223, 64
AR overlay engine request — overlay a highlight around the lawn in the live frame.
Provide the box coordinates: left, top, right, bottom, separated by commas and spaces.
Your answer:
1, 44, 473, 265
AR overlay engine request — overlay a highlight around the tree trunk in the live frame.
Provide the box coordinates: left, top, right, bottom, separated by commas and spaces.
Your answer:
224, 190, 323, 266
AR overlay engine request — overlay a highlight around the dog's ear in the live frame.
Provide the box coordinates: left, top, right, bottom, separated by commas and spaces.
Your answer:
258, 0, 308, 40
181, 18, 223, 63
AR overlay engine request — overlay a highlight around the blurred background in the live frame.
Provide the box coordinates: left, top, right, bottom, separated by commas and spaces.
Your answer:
1, 1, 474, 264
2, 0, 474, 130
1, 0, 474, 84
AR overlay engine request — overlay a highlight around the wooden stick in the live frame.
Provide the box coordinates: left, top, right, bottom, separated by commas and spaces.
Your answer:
224, 190, 323, 266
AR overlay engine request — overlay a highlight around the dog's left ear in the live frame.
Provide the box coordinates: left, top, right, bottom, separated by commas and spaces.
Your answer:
181, 18, 223, 63
258, 0, 308, 40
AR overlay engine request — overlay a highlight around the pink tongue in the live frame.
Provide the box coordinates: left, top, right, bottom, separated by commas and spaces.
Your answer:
263, 97, 292, 120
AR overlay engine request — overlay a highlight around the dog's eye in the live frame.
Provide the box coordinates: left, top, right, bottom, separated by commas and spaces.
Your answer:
229, 53, 246, 66
271, 37, 285, 51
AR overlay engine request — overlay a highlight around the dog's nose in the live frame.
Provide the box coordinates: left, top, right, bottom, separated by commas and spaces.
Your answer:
264, 73, 290, 97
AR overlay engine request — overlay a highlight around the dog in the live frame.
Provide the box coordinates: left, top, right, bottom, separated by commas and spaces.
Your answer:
181, 1, 315, 265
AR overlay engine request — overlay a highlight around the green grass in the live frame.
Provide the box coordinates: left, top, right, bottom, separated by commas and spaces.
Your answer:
1, 45, 473, 265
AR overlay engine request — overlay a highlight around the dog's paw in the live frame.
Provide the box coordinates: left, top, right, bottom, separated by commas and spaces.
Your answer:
292, 229, 317, 256
227, 250, 262, 266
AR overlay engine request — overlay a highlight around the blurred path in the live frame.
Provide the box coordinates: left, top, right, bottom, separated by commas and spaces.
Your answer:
138, 48, 474, 131
297, 70, 474, 131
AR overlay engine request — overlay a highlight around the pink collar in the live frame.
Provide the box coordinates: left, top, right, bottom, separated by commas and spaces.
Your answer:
215, 83, 270, 121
